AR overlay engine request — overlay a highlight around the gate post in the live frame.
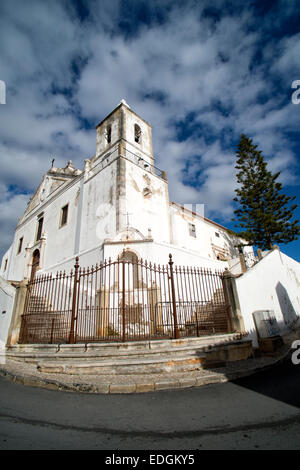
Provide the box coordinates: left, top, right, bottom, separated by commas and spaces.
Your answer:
7, 279, 29, 345
69, 256, 79, 344
96, 285, 110, 338
222, 269, 245, 334
168, 254, 179, 339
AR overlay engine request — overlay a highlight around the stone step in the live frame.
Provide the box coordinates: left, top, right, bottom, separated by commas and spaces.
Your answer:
34, 340, 253, 376
10, 333, 240, 353
7, 334, 249, 377
7, 344, 213, 364
7, 334, 241, 363
36, 354, 206, 375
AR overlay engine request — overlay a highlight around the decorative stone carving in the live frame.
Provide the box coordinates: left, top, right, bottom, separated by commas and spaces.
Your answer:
48, 160, 82, 177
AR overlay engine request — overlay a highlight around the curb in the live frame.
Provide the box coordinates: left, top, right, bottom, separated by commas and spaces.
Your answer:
0, 347, 291, 394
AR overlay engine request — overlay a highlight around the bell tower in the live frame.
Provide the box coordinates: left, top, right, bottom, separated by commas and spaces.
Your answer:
91, 100, 170, 248
95, 99, 154, 166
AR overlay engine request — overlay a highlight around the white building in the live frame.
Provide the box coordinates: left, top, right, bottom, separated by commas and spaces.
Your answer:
0, 99, 251, 283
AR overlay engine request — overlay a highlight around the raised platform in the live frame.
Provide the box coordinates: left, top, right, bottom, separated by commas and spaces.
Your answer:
6, 334, 252, 376
2, 330, 298, 394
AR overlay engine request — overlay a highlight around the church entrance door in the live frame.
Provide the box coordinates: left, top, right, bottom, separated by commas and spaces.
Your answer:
30, 249, 40, 282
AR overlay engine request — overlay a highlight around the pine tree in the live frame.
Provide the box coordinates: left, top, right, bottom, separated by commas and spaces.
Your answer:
232, 134, 300, 250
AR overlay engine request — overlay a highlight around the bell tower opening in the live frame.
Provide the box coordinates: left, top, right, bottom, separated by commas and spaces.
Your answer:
134, 124, 141, 144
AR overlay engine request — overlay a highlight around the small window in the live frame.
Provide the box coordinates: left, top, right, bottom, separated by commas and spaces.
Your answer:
17, 237, 23, 254
215, 232, 220, 238
4, 259, 8, 271
134, 124, 141, 144
60, 204, 69, 227
36, 217, 44, 241
189, 223, 196, 238
105, 125, 111, 144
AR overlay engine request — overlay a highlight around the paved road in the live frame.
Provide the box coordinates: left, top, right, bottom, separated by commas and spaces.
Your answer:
0, 358, 300, 450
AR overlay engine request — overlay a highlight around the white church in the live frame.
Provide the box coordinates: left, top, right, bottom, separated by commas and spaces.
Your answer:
0, 99, 251, 283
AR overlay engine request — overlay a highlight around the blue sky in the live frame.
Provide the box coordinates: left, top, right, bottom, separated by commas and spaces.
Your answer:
0, 0, 299, 261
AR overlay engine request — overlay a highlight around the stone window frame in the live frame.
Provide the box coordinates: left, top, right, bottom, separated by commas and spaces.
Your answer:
189, 223, 196, 238
35, 213, 44, 242
17, 236, 23, 255
59, 203, 69, 228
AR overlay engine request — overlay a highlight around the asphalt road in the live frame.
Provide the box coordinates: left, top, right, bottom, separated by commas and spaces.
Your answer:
0, 357, 300, 450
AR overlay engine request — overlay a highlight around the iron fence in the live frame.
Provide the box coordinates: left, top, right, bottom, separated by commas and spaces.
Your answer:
19, 253, 231, 344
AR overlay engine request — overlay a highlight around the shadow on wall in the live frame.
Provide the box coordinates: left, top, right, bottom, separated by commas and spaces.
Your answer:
276, 282, 299, 327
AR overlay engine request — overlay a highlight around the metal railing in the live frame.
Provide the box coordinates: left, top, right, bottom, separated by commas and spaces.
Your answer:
123, 148, 166, 180
91, 145, 167, 181
19, 253, 231, 344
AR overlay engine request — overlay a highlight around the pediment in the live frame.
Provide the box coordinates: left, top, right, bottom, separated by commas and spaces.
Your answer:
21, 175, 66, 218
19, 161, 82, 223
110, 227, 147, 242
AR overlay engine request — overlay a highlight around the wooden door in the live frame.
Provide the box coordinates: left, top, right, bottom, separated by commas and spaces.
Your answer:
30, 249, 40, 282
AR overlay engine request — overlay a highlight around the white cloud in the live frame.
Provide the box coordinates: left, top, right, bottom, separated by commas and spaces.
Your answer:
0, 0, 299, 259
0, 191, 29, 256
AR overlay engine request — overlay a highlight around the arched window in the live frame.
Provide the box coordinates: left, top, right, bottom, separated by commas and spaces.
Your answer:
134, 124, 141, 144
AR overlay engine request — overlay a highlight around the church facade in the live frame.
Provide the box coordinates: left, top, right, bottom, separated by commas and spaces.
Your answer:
0, 100, 251, 283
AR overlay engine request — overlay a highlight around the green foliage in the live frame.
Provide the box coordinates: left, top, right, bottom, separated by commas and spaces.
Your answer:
232, 134, 300, 250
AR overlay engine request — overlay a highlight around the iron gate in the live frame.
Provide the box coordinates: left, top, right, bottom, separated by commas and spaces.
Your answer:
19, 253, 231, 344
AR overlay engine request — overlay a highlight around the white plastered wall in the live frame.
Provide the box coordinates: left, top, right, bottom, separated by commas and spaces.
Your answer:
235, 249, 300, 347
0, 277, 16, 349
